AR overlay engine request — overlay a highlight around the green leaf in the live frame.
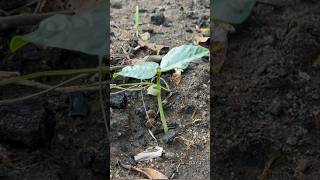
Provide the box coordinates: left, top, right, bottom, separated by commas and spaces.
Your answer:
10, 3, 107, 55
112, 73, 119, 78
160, 44, 209, 72
147, 84, 160, 96
10, 36, 29, 52
117, 62, 159, 80
213, 0, 256, 24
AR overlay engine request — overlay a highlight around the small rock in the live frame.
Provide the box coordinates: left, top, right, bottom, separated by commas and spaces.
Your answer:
186, 28, 193, 33
57, 134, 64, 141
0, 100, 55, 148
68, 92, 89, 117
151, 13, 166, 25
162, 129, 178, 144
311, 94, 320, 100
142, 28, 154, 34
163, 151, 175, 159
111, 1, 122, 9
299, 71, 311, 81
79, 149, 96, 168
110, 111, 130, 136
286, 136, 298, 145
91, 153, 108, 175
268, 100, 283, 116
184, 105, 194, 114
263, 35, 275, 46
110, 93, 127, 109
140, 32, 151, 41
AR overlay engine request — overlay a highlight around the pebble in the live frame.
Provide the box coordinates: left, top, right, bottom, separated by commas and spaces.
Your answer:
299, 71, 311, 81
286, 136, 298, 145
110, 93, 127, 109
151, 13, 166, 25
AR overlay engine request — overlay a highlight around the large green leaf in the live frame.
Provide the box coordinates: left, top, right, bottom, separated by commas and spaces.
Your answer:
160, 44, 209, 72
213, 0, 256, 24
116, 62, 159, 80
10, 3, 107, 55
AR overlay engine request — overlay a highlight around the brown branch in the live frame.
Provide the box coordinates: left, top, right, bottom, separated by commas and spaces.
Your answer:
0, 10, 74, 31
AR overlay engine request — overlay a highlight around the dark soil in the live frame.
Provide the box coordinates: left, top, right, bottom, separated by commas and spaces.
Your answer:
0, 1, 108, 179
212, 0, 320, 179
110, 0, 210, 179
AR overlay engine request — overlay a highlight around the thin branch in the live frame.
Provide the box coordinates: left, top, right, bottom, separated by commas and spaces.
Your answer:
0, 74, 87, 105
16, 80, 100, 92
0, 66, 114, 86
98, 56, 109, 139
0, 10, 75, 31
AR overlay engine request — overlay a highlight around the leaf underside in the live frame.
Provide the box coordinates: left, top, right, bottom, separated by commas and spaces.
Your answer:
213, 0, 256, 24
160, 44, 209, 72
117, 62, 159, 80
10, 2, 107, 55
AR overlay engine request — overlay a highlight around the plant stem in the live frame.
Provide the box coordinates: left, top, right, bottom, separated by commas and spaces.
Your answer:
156, 68, 168, 133
98, 55, 109, 139
0, 74, 87, 105
0, 66, 116, 86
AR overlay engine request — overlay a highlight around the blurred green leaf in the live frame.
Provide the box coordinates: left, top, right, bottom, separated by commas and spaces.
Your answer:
10, 3, 107, 55
160, 44, 209, 72
213, 0, 256, 24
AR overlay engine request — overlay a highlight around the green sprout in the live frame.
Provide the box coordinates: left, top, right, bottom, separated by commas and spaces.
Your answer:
134, 5, 141, 37
113, 44, 209, 134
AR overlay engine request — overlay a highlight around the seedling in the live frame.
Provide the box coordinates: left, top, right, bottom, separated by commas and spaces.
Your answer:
134, 5, 141, 37
113, 44, 209, 133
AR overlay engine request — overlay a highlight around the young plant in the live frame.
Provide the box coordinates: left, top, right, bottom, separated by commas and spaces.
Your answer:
134, 5, 141, 37
114, 44, 209, 133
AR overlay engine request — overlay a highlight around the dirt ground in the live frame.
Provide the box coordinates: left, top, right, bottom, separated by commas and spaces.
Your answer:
0, 1, 108, 179
110, 0, 210, 179
212, 0, 320, 179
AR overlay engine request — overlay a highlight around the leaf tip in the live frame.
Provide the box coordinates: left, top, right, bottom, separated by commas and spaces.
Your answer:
10, 36, 29, 53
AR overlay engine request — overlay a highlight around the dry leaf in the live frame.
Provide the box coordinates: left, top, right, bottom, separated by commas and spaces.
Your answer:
171, 69, 182, 86
193, 36, 210, 48
144, 55, 162, 63
118, 160, 168, 179
138, 40, 169, 55
140, 168, 168, 179
129, 58, 145, 65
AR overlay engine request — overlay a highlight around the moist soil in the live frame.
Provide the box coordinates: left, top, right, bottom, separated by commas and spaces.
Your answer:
110, 0, 210, 179
0, 1, 108, 179
213, 0, 320, 179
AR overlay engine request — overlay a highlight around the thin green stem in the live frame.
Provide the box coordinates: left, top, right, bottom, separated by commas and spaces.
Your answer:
0, 67, 111, 86
98, 56, 109, 139
156, 68, 168, 133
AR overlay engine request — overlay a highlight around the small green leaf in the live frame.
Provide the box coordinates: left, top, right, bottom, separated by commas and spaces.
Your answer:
117, 62, 159, 80
147, 84, 160, 96
160, 44, 209, 72
112, 73, 119, 78
10, 36, 29, 52
213, 0, 256, 24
